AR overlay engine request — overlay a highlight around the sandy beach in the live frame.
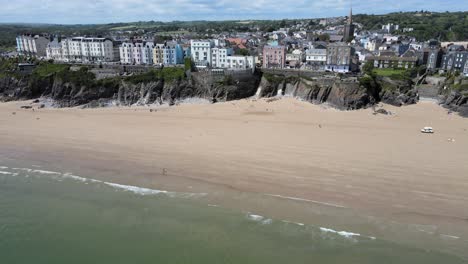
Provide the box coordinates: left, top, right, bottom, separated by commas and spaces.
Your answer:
1, 98, 468, 251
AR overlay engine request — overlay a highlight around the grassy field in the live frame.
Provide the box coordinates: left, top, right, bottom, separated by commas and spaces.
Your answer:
33, 63, 69, 77
373, 68, 407, 77
154, 30, 190, 36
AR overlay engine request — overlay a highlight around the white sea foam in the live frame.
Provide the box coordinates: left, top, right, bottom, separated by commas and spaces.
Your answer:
247, 214, 264, 221
282, 220, 305, 226
12, 168, 61, 175
440, 234, 460, 240
32, 169, 62, 175
246, 213, 272, 224
208, 204, 220, 207
103, 182, 170, 196
266, 194, 346, 208
12, 168, 32, 172
175, 192, 208, 199
62, 173, 93, 183
10, 166, 207, 199
320, 227, 361, 238
0, 166, 8, 169
0, 171, 18, 176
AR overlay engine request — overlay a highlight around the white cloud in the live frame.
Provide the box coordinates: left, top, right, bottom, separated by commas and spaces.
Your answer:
0, 0, 465, 24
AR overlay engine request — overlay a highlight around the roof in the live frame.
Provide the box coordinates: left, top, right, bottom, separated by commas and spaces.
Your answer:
367, 55, 418, 62
329, 35, 344, 42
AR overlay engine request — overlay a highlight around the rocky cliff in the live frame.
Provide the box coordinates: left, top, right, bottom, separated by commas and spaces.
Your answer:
256, 74, 376, 110
377, 76, 419, 106
1, 68, 422, 111
0, 70, 262, 108
441, 90, 468, 117
256, 73, 419, 110
415, 74, 468, 117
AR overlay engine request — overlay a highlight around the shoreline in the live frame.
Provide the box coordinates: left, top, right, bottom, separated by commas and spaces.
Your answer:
1, 98, 468, 257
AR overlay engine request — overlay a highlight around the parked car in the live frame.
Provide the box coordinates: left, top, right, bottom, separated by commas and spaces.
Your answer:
421, 127, 434, 134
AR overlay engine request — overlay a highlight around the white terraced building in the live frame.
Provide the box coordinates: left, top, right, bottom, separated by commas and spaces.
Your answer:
63, 37, 116, 63
16, 35, 50, 58
190, 40, 255, 70
211, 47, 233, 68
119, 41, 154, 65
46, 39, 63, 61
190, 40, 214, 67
225, 55, 255, 71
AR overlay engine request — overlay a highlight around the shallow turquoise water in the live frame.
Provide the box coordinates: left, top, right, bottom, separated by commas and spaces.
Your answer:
0, 166, 465, 264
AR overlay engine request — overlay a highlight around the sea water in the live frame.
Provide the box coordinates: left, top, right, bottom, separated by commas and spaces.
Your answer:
0, 165, 466, 264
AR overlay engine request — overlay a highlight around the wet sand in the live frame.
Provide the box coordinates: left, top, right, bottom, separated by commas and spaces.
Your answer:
1, 98, 468, 253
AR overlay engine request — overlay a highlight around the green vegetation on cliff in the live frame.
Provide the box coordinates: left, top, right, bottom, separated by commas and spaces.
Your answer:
125, 67, 186, 84
33, 63, 69, 77
0, 60, 186, 88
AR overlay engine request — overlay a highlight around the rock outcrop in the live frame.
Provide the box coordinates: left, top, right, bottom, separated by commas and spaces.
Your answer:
377, 77, 419, 106
258, 73, 383, 110
0, 71, 262, 107
440, 90, 468, 117
1, 69, 424, 112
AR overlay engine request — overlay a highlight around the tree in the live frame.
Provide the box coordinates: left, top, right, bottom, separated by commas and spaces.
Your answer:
279, 20, 287, 28
362, 61, 375, 75
317, 34, 330, 42
184, 57, 195, 72
237, 48, 249, 56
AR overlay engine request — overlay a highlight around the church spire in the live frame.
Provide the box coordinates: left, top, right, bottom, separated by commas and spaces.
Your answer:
349, 7, 353, 25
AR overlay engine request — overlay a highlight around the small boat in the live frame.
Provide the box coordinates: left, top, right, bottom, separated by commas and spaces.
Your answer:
421, 127, 434, 134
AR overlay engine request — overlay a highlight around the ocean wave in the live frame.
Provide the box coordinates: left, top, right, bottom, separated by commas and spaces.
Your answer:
103, 182, 170, 196
440, 234, 460, 240
9, 167, 207, 199
282, 220, 305, 226
0, 166, 8, 169
62, 173, 96, 183
320, 227, 361, 239
246, 213, 273, 225
12, 168, 61, 175
247, 213, 264, 221
0, 171, 18, 176
265, 194, 346, 208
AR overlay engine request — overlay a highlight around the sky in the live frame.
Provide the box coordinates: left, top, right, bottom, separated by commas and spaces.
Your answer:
0, 0, 466, 24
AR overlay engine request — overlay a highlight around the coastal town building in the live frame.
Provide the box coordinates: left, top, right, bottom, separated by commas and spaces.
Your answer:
464, 60, 468, 76
190, 40, 214, 67
367, 55, 418, 69
153, 42, 184, 65
119, 42, 135, 64
382, 23, 399, 33
365, 39, 380, 52
343, 8, 355, 42
285, 49, 305, 68
325, 43, 355, 72
262, 45, 286, 69
16, 34, 50, 58
211, 47, 234, 68
46, 39, 63, 61
119, 41, 154, 65
441, 51, 468, 73
64, 37, 116, 63
305, 45, 327, 70
225, 55, 255, 71
426, 48, 443, 70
